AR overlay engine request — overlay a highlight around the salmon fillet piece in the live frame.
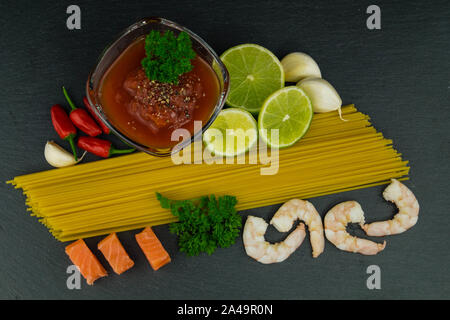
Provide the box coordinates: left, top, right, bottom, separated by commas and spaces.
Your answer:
65, 239, 107, 285
135, 227, 171, 271
98, 233, 134, 275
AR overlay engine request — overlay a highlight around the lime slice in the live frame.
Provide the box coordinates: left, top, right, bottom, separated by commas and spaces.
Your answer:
258, 86, 313, 148
203, 108, 258, 156
220, 44, 284, 113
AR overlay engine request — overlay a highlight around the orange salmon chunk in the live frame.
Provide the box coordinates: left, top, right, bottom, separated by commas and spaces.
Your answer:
98, 233, 135, 275
65, 239, 107, 285
135, 227, 171, 271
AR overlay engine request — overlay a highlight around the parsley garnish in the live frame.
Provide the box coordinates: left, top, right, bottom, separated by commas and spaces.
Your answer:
141, 30, 196, 84
156, 193, 242, 256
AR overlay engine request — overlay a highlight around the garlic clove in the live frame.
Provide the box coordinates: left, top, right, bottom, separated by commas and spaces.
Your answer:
296, 77, 342, 114
44, 141, 86, 168
281, 52, 322, 82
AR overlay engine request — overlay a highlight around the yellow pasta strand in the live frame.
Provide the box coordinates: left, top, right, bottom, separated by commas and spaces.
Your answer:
8, 105, 410, 242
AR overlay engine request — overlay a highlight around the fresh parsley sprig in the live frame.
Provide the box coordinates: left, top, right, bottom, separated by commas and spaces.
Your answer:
156, 193, 241, 256
141, 30, 196, 84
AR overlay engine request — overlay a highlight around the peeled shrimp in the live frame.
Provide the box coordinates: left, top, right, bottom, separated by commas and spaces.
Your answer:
362, 179, 419, 236
243, 216, 306, 264
324, 201, 386, 255
270, 199, 325, 258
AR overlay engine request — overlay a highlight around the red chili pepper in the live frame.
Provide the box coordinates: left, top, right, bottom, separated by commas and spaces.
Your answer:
50, 104, 78, 160
62, 87, 102, 137
77, 136, 135, 158
83, 96, 110, 135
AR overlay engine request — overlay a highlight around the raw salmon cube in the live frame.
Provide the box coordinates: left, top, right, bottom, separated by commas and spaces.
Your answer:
98, 233, 134, 275
135, 227, 171, 271
65, 239, 107, 285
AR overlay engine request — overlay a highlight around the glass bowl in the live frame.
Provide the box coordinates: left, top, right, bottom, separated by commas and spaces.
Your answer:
86, 17, 229, 156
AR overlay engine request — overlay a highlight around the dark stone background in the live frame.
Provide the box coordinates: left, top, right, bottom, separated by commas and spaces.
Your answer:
0, 0, 448, 299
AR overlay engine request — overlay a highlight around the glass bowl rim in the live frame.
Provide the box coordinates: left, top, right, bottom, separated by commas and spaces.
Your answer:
86, 17, 230, 157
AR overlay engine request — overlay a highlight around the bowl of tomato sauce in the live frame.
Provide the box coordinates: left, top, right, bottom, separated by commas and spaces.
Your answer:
86, 18, 229, 156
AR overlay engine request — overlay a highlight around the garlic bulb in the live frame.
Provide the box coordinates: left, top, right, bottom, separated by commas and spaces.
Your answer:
44, 141, 86, 168
297, 77, 345, 119
281, 52, 322, 82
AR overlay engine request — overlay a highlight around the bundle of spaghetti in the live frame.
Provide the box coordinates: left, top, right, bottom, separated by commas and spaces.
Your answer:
8, 105, 410, 242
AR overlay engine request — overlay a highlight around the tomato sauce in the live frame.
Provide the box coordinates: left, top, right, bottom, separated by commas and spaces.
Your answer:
99, 36, 220, 149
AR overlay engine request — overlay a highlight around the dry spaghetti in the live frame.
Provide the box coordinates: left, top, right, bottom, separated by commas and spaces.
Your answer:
8, 105, 409, 241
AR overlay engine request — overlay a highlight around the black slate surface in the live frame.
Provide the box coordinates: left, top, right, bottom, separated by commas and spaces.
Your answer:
0, 0, 449, 299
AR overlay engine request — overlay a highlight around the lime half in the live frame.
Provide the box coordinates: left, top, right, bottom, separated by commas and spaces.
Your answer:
203, 108, 258, 156
258, 86, 313, 148
220, 44, 284, 113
